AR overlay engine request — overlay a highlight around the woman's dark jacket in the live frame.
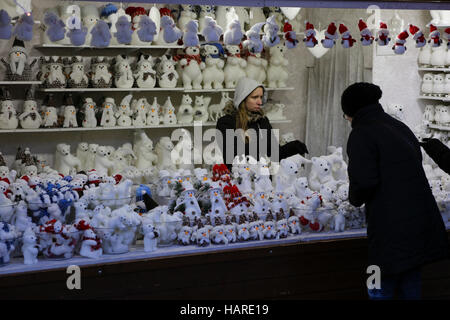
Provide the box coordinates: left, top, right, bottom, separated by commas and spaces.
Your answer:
347, 103, 449, 275
216, 110, 307, 169
420, 138, 450, 175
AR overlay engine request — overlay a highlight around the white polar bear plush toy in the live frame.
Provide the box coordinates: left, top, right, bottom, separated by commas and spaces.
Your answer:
179, 20, 205, 90
134, 132, 157, 170
323, 146, 348, 182
274, 157, 299, 194
245, 53, 267, 84
141, 222, 159, 252
55, 143, 81, 176
201, 43, 225, 89
267, 43, 289, 88
193, 95, 211, 123
308, 156, 334, 192
155, 137, 175, 171
177, 94, 194, 124
224, 44, 247, 88
94, 145, 115, 176
79, 228, 102, 259
21, 227, 39, 265
76, 142, 89, 171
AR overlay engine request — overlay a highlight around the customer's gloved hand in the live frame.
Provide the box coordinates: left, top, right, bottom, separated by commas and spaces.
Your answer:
419, 138, 446, 155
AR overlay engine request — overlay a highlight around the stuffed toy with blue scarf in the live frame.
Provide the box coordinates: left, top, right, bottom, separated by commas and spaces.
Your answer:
0, 9, 12, 40
43, 11, 66, 42
201, 42, 225, 89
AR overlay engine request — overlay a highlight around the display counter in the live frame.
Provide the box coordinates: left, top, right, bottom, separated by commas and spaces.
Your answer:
1, 225, 449, 300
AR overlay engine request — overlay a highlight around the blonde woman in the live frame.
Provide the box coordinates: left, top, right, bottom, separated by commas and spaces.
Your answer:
216, 77, 307, 168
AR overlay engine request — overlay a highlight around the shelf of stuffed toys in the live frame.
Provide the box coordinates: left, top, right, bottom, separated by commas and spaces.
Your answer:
418, 67, 450, 72
0, 119, 292, 134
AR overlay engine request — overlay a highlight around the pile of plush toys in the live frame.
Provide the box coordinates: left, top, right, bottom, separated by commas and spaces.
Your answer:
0, 132, 371, 265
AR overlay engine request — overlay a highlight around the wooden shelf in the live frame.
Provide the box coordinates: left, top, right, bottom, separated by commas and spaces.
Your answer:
0, 120, 291, 134
34, 44, 183, 50
418, 95, 450, 102
418, 67, 450, 72
429, 124, 450, 131
37, 87, 185, 92
37, 87, 295, 93
0, 81, 42, 85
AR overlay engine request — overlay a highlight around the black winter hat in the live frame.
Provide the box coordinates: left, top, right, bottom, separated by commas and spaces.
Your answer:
341, 82, 382, 117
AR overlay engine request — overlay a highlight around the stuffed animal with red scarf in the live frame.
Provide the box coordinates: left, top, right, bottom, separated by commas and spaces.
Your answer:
339, 23, 356, 48
409, 24, 426, 48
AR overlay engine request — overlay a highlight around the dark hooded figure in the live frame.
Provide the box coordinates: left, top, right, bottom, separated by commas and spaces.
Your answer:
342, 82, 449, 300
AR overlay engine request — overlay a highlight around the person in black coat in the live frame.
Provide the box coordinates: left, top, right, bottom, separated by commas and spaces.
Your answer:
342, 82, 449, 300
420, 138, 450, 174
216, 77, 308, 169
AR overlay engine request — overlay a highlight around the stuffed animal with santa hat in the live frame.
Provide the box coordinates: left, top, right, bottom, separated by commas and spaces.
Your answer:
409, 24, 426, 48
358, 19, 374, 46
321, 22, 338, 49
444, 28, 450, 49
339, 23, 356, 48
283, 21, 299, 49
392, 30, 409, 54
428, 24, 442, 47
303, 21, 318, 48
375, 22, 390, 46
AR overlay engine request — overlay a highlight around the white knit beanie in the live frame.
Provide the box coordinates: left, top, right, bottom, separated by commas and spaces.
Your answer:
233, 77, 265, 109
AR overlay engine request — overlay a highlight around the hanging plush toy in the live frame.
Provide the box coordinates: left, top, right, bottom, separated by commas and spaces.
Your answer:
444, 27, 450, 49
0, 9, 12, 40
136, 15, 157, 43
339, 23, 356, 48
43, 11, 66, 42
67, 16, 87, 46
392, 30, 409, 54
243, 22, 265, 54
303, 21, 317, 48
321, 22, 338, 49
409, 24, 426, 48
160, 15, 183, 44
12, 12, 34, 41
114, 15, 133, 44
90, 20, 111, 48
262, 15, 280, 47
358, 19, 373, 46
283, 21, 299, 49
375, 22, 390, 46
428, 24, 442, 47
201, 15, 223, 43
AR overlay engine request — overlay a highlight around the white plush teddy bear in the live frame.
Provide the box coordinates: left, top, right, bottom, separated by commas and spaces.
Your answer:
134, 132, 157, 170
94, 145, 115, 176
177, 94, 194, 124
267, 43, 289, 88
141, 222, 159, 252
54, 143, 81, 176
308, 156, 334, 192
201, 43, 225, 89
179, 20, 205, 90
79, 228, 102, 259
323, 146, 348, 182
245, 52, 267, 85
155, 137, 175, 171
274, 157, 299, 194
21, 227, 39, 265
100, 97, 117, 127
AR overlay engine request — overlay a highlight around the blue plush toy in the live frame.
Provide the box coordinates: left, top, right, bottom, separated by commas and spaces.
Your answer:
137, 15, 157, 42
44, 11, 66, 42
114, 15, 132, 44
68, 25, 87, 46
160, 15, 183, 43
0, 10, 12, 40
12, 13, 34, 41
90, 20, 111, 48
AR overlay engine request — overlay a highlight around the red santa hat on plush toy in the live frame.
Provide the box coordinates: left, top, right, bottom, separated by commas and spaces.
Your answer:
409, 24, 426, 47
358, 19, 374, 45
429, 24, 442, 47
396, 30, 409, 43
